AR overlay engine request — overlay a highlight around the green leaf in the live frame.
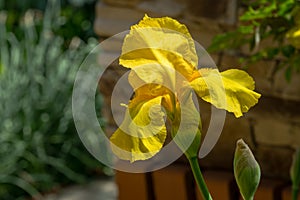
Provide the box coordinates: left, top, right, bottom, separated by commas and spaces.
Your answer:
290, 148, 300, 200
281, 45, 295, 57
285, 65, 293, 82
240, 1, 276, 21
0, 62, 3, 75
210, 0, 299, 83
0, 175, 42, 198
291, 148, 300, 187
208, 30, 250, 52
278, 0, 295, 16
238, 25, 254, 34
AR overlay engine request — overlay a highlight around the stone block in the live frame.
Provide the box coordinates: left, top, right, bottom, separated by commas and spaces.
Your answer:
98, 63, 129, 126
182, 18, 222, 49
137, 0, 186, 18
196, 171, 236, 200
246, 60, 275, 95
186, 0, 237, 25
256, 146, 293, 179
273, 66, 300, 102
200, 102, 254, 170
98, 62, 127, 96
94, 2, 144, 37
99, 37, 123, 53
115, 171, 153, 200
102, 0, 141, 7
253, 116, 300, 147
219, 54, 242, 71
152, 165, 193, 200
209, 53, 220, 66
282, 186, 300, 200
187, 0, 227, 18
97, 51, 120, 68
247, 96, 300, 122
251, 179, 285, 200
246, 96, 300, 148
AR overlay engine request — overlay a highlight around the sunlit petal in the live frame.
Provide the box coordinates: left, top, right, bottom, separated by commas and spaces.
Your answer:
190, 68, 261, 118
286, 26, 300, 49
110, 96, 167, 162
120, 15, 198, 80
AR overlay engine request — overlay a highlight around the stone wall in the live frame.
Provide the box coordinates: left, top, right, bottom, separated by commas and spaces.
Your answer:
94, 0, 300, 179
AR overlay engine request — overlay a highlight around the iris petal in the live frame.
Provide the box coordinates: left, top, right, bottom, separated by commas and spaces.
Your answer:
286, 26, 300, 48
120, 15, 198, 81
190, 68, 261, 118
110, 96, 167, 162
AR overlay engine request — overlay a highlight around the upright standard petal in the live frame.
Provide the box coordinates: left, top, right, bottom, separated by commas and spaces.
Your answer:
110, 96, 167, 162
190, 68, 261, 118
119, 15, 198, 81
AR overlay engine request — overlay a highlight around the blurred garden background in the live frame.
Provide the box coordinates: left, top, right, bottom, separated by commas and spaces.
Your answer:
0, 0, 114, 199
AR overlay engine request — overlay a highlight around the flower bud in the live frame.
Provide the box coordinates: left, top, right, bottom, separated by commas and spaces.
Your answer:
234, 139, 261, 200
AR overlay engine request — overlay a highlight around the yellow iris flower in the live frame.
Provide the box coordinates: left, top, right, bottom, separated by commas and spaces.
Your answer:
110, 15, 261, 162
286, 26, 300, 49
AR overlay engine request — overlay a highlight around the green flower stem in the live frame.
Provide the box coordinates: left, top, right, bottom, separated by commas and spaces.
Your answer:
292, 186, 299, 200
188, 156, 213, 200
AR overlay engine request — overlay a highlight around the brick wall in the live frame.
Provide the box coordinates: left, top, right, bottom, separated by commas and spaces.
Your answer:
94, 0, 300, 198
115, 164, 300, 200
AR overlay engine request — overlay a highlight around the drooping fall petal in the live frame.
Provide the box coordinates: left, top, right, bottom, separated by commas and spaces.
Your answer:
110, 96, 167, 162
190, 68, 261, 118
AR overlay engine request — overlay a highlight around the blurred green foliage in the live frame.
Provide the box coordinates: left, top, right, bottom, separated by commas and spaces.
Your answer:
0, 0, 96, 45
0, 0, 109, 199
209, 0, 300, 81
290, 149, 300, 200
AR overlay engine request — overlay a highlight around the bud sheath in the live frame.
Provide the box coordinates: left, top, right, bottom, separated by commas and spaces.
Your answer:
234, 139, 261, 200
